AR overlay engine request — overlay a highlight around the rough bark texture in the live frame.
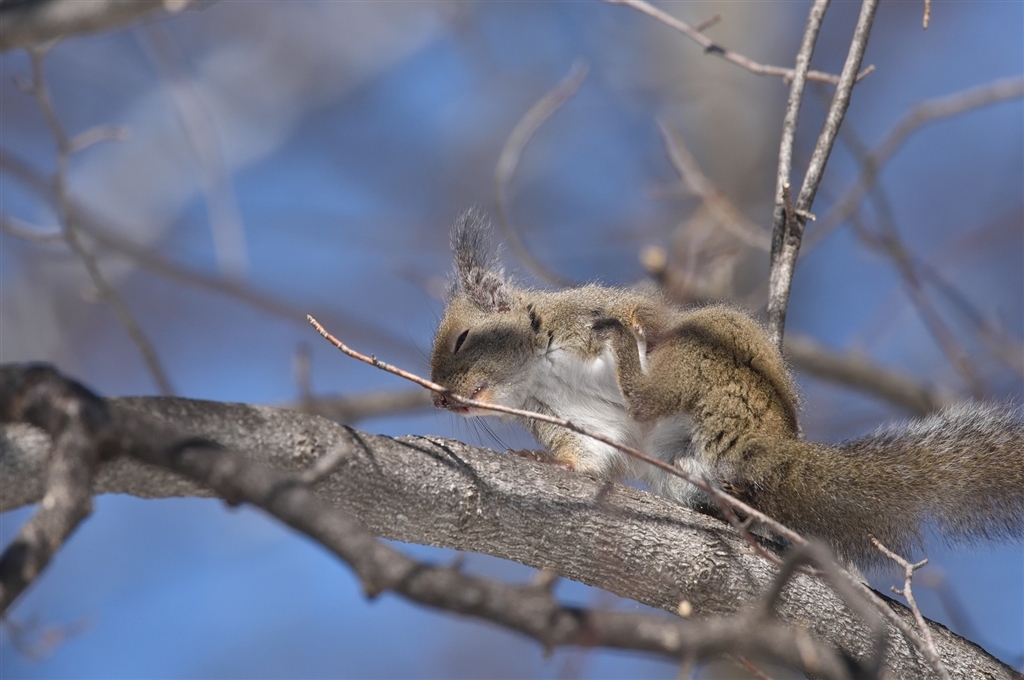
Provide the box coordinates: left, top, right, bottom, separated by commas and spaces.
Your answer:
0, 396, 1016, 679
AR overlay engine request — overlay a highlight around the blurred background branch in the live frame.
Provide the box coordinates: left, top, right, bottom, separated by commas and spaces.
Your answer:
0, 0, 203, 52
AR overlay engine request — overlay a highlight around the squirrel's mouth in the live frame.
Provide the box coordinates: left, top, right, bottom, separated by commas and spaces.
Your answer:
433, 384, 487, 414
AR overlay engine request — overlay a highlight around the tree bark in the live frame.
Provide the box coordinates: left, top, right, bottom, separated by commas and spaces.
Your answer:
0, 395, 1016, 679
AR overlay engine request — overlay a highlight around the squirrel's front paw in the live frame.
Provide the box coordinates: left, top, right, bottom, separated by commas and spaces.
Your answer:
508, 448, 575, 471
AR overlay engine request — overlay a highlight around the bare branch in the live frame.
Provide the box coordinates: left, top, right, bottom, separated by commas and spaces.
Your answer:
657, 120, 770, 251
692, 13, 721, 33
67, 125, 130, 154
913, 259, 1024, 381
495, 59, 588, 288
605, 0, 873, 85
807, 76, 1024, 251
816, 100, 1024, 385
0, 216, 63, 244
849, 195, 986, 399
0, 150, 419, 363
766, 0, 830, 350
1, 613, 90, 660
784, 334, 958, 416
141, 420, 856, 679
20, 46, 175, 395
0, 365, 869, 680
0, 365, 107, 613
770, 0, 829, 246
1, 378, 1016, 677
0, 0, 203, 52
767, 0, 878, 349
872, 537, 950, 680
138, 22, 249, 279
795, 0, 877, 216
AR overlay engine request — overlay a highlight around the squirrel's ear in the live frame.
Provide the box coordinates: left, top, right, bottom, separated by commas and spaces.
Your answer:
449, 208, 514, 312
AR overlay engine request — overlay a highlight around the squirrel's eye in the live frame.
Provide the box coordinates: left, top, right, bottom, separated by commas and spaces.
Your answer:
453, 329, 470, 354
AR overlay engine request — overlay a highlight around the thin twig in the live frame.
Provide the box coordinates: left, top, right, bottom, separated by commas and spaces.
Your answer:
912, 259, 1024, 380
495, 59, 588, 288
766, 0, 830, 349
0, 216, 64, 244
693, 13, 721, 33
795, 0, 877, 215
733, 656, 773, 680
922, 0, 931, 29
814, 82, 1021, 386
805, 76, 1024, 251
849, 195, 986, 398
67, 125, 129, 154
138, 23, 249, 279
22, 46, 174, 395
783, 334, 956, 416
1, 614, 90, 660
849, 578, 941, 678
871, 536, 950, 680
657, 119, 770, 250
306, 314, 808, 548
767, 0, 878, 349
822, 107, 987, 396
605, 0, 873, 85
0, 149, 419, 362
916, 569, 1021, 664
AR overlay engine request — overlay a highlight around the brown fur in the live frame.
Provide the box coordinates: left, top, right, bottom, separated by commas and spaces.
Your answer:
432, 210, 1024, 567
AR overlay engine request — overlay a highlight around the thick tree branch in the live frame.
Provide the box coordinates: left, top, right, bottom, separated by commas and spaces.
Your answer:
0, 379, 1016, 678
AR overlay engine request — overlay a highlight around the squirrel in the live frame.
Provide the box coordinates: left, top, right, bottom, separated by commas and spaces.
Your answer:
429, 209, 1024, 567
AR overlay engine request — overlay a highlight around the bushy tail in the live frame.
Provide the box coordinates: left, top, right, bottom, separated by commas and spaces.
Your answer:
753, 403, 1024, 567
847, 402, 1024, 541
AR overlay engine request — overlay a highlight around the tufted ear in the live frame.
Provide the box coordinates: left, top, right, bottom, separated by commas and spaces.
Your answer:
449, 208, 514, 312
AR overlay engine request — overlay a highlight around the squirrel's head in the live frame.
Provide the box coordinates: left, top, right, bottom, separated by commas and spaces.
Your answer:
429, 210, 539, 415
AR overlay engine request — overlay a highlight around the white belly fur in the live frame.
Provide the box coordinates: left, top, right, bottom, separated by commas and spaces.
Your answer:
520, 344, 710, 505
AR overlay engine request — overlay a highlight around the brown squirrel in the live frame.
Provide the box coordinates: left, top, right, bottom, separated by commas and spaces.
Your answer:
429, 209, 1024, 567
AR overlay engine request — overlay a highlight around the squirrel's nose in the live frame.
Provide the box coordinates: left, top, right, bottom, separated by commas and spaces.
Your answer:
432, 392, 449, 409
